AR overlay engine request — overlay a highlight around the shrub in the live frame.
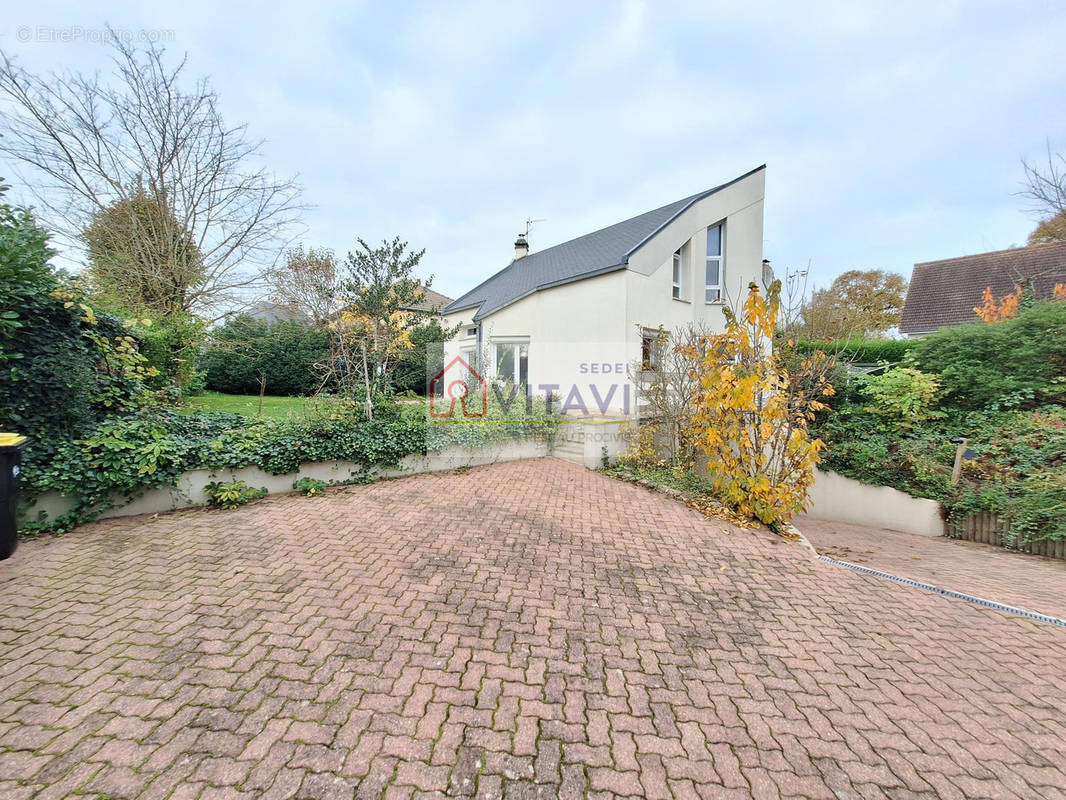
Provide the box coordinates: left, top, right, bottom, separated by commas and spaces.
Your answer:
200, 316, 331, 397
859, 367, 944, 429
294, 477, 328, 496
682, 282, 834, 528
948, 409, 1066, 544
0, 185, 154, 459
205, 480, 267, 509
910, 301, 1066, 411
794, 338, 916, 364
393, 320, 453, 395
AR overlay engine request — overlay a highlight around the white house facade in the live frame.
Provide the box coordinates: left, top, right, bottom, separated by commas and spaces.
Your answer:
439, 165, 767, 417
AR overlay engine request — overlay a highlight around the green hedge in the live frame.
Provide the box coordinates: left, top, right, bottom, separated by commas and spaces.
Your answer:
199, 316, 330, 396
909, 301, 1066, 411
793, 338, 916, 364
1, 184, 151, 456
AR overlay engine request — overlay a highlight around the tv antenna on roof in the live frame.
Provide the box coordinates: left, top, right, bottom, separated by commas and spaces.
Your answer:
522, 218, 545, 238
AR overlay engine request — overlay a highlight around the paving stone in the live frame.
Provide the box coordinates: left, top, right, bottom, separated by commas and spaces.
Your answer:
0, 459, 1063, 798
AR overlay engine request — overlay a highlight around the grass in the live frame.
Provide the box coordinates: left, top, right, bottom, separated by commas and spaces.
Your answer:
181, 391, 323, 419
182, 391, 429, 419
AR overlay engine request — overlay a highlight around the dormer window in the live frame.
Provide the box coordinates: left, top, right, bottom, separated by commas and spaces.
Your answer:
705, 223, 724, 303
672, 249, 683, 299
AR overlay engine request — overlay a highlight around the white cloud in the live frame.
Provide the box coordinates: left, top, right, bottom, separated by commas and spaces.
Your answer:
1, 0, 1064, 298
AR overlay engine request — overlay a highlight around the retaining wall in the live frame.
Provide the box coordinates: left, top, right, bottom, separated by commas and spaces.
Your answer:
805, 469, 945, 537
22, 440, 549, 525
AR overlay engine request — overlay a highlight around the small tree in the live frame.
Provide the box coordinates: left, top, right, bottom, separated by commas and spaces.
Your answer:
681, 281, 835, 528
266, 245, 342, 325
323, 237, 429, 419
631, 324, 704, 466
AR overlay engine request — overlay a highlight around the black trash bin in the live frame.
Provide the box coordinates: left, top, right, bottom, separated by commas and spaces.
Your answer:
0, 434, 27, 560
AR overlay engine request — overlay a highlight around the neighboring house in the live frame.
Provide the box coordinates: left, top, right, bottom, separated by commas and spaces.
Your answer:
439, 165, 767, 416
402, 286, 454, 314
243, 302, 310, 325
900, 241, 1066, 338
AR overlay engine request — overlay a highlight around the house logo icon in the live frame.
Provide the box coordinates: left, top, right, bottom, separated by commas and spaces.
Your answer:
429, 356, 487, 418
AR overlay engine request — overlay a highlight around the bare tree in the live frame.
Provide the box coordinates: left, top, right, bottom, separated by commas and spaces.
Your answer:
1021, 141, 1066, 220
0, 33, 303, 318
266, 245, 342, 325
632, 323, 711, 465
1020, 142, 1066, 244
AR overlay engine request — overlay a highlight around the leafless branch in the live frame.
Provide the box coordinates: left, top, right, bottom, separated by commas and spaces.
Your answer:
0, 32, 305, 318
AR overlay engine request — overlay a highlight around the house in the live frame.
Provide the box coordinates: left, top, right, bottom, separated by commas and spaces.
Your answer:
900, 241, 1066, 338
403, 287, 454, 314
243, 302, 310, 325
439, 165, 767, 416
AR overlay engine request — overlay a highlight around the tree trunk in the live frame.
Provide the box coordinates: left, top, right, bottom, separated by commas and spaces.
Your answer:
258, 375, 266, 417
361, 347, 373, 421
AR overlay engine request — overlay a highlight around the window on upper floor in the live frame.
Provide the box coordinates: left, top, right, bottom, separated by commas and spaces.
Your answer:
705, 223, 724, 303
672, 249, 683, 300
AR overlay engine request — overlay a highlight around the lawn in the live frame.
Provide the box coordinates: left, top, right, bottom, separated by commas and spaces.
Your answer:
181, 391, 323, 418
182, 391, 429, 419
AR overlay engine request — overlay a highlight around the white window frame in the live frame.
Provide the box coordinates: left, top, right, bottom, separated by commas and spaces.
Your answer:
705, 223, 724, 303
672, 248, 684, 300
491, 337, 529, 385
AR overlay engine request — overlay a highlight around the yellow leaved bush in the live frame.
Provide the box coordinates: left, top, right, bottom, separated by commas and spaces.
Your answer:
680, 281, 834, 528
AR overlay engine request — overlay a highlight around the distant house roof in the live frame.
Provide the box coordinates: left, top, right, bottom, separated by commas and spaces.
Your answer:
403, 286, 454, 313
899, 241, 1066, 335
244, 302, 309, 324
443, 165, 766, 321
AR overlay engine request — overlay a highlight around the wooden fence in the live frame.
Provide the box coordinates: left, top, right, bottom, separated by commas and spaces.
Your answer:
948, 512, 1066, 560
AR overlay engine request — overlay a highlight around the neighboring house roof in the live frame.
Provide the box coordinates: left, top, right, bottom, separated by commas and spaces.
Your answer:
443, 165, 766, 320
900, 241, 1066, 334
403, 286, 454, 313
243, 302, 309, 324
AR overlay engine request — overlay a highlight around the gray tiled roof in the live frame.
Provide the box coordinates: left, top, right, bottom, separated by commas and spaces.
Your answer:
900, 241, 1066, 334
443, 166, 765, 320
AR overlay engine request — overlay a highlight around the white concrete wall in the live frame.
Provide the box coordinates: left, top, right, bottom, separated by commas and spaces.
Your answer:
805, 468, 945, 537
22, 440, 549, 526
442, 271, 636, 415
441, 168, 767, 416
626, 168, 765, 335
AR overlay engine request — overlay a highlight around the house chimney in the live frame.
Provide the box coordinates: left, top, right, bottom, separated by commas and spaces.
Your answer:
514, 235, 529, 260
761, 258, 774, 289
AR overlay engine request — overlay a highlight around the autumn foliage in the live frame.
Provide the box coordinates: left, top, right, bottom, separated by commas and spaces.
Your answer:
975, 283, 1066, 322
680, 281, 834, 528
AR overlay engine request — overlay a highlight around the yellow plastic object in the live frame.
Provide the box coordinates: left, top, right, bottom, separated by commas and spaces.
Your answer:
0, 433, 27, 448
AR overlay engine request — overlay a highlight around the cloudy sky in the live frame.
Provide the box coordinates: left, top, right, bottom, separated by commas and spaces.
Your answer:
2, 1, 1065, 300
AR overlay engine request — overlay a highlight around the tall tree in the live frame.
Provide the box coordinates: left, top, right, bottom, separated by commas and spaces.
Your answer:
799, 269, 908, 339
266, 245, 341, 325
1028, 209, 1066, 245
82, 185, 205, 316
0, 33, 302, 318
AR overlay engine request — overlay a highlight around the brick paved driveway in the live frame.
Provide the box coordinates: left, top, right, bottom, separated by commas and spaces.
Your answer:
798, 516, 1066, 621
1, 458, 1065, 800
